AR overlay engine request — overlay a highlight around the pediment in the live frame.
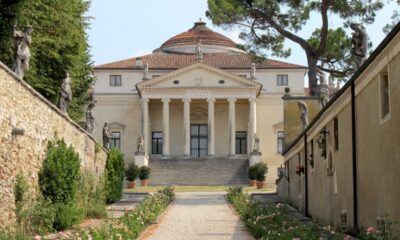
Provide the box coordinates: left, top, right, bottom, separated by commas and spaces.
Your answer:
136, 63, 262, 91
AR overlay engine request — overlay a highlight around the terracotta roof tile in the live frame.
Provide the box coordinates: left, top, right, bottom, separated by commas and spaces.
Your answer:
95, 53, 307, 70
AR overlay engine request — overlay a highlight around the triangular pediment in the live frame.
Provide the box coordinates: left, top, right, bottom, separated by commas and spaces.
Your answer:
136, 63, 262, 92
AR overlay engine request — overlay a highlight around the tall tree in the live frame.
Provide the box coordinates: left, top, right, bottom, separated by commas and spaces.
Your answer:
206, 0, 388, 96
0, 0, 93, 121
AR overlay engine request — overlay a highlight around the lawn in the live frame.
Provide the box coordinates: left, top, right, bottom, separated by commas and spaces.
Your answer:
125, 185, 275, 193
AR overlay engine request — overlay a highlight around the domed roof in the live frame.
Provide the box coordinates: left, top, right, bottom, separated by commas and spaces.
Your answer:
155, 21, 244, 54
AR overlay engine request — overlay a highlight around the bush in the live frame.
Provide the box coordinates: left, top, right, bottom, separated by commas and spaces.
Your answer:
14, 174, 29, 225
105, 148, 125, 203
254, 162, 268, 181
138, 166, 150, 180
19, 196, 56, 235
247, 165, 258, 180
125, 163, 139, 181
77, 171, 107, 219
39, 139, 81, 204
52, 203, 84, 231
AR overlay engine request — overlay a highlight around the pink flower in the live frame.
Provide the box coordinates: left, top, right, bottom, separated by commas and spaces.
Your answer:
344, 235, 353, 240
34, 236, 41, 240
367, 226, 376, 235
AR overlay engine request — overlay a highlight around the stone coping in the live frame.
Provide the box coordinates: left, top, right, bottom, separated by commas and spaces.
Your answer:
0, 61, 107, 153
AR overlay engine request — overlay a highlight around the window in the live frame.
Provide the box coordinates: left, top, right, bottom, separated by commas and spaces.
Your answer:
277, 131, 285, 154
235, 131, 247, 154
152, 132, 163, 154
277, 75, 288, 86
110, 132, 121, 150
334, 118, 339, 151
380, 72, 390, 119
110, 75, 122, 86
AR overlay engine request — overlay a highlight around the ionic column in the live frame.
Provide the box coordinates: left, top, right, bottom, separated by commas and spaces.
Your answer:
228, 98, 236, 156
162, 98, 170, 156
183, 98, 191, 156
249, 98, 257, 153
141, 98, 150, 155
207, 98, 216, 156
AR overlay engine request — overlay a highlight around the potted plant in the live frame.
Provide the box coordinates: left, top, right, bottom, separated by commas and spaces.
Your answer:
139, 166, 150, 186
247, 165, 258, 186
125, 163, 139, 189
255, 162, 268, 189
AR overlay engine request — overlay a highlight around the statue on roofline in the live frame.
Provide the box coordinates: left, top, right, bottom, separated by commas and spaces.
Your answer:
13, 23, 33, 79
85, 101, 96, 134
350, 22, 368, 70
297, 101, 309, 130
102, 122, 111, 150
58, 71, 72, 114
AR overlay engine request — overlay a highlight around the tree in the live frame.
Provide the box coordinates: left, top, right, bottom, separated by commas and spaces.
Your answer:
0, 0, 93, 121
206, 0, 388, 96
383, 0, 400, 34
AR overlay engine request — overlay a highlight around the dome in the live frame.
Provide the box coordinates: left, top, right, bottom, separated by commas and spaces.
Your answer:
154, 21, 245, 54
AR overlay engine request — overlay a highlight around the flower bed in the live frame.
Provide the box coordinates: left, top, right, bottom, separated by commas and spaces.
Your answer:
71, 187, 175, 239
226, 187, 345, 240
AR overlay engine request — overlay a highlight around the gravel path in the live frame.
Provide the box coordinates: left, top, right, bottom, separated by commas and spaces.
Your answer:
144, 192, 254, 240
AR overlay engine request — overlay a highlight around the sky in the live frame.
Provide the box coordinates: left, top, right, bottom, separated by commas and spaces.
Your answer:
87, 0, 399, 67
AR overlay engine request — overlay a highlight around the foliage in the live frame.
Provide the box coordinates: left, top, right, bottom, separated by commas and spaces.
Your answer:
0, 0, 94, 121
52, 203, 84, 231
39, 139, 81, 204
14, 173, 29, 225
206, 0, 391, 95
0, 231, 31, 240
125, 163, 140, 181
71, 187, 175, 240
357, 216, 399, 240
226, 187, 345, 240
254, 162, 268, 181
247, 165, 258, 180
105, 148, 125, 203
77, 170, 107, 219
138, 166, 151, 180
383, 9, 400, 34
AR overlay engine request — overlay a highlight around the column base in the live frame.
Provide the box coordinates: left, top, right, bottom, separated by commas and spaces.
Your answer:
161, 154, 171, 159
206, 154, 215, 159
182, 154, 191, 159
228, 154, 237, 159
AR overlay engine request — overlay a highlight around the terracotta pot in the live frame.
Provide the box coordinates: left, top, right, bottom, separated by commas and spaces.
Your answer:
140, 179, 148, 186
249, 180, 257, 187
127, 181, 136, 189
256, 181, 265, 189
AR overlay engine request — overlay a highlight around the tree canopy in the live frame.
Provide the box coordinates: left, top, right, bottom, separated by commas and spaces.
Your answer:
206, 0, 390, 96
0, 0, 93, 121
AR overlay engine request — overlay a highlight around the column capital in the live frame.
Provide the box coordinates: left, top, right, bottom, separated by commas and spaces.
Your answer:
228, 98, 237, 103
141, 98, 150, 103
207, 97, 216, 103
182, 97, 191, 103
162, 97, 171, 103
249, 98, 257, 103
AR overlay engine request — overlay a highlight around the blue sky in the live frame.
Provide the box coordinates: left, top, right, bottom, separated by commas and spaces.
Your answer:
87, 0, 399, 67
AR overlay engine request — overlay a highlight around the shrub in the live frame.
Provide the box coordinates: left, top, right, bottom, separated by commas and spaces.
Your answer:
105, 148, 125, 203
14, 174, 29, 225
77, 171, 107, 219
138, 166, 150, 180
247, 165, 258, 180
39, 139, 81, 204
254, 162, 268, 181
52, 203, 84, 231
19, 196, 56, 235
125, 163, 139, 181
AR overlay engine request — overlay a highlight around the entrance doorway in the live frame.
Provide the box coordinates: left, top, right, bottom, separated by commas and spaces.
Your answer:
190, 124, 208, 158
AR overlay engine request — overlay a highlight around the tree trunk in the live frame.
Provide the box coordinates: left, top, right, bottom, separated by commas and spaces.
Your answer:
307, 55, 319, 96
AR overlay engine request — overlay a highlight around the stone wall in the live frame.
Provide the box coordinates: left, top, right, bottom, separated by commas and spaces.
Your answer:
0, 62, 108, 229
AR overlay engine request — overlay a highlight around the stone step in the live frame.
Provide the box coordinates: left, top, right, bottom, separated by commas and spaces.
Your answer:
148, 158, 249, 186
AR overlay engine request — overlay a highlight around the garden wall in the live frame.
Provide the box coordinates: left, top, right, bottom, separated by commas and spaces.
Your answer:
0, 62, 108, 229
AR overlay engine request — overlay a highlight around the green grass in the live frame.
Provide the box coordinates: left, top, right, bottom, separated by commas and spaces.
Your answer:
125, 185, 275, 193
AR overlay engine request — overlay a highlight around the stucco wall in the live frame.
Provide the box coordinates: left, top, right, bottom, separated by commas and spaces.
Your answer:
0, 63, 107, 229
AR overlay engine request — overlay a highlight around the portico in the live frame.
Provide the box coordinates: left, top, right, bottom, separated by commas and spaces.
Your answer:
136, 63, 262, 159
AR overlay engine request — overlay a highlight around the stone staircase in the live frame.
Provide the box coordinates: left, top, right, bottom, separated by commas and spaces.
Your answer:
148, 157, 249, 186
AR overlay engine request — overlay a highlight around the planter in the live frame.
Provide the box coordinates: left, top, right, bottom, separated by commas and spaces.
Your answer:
249, 180, 256, 187
127, 181, 136, 189
256, 181, 265, 189
140, 179, 148, 186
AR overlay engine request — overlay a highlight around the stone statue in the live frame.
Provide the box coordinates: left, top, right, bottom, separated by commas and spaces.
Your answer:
85, 101, 96, 134
143, 63, 149, 80
250, 63, 256, 79
102, 122, 111, 150
88, 77, 96, 102
195, 40, 203, 63
137, 134, 144, 152
58, 72, 72, 114
297, 101, 309, 130
253, 133, 260, 152
317, 68, 329, 107
350, 23, 368, 70
13, 23, 33, 79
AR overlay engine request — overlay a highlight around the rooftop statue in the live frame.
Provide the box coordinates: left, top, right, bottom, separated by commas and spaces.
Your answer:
102, 122, 111, 150
195, 39, 204, 63
58, 72, 72, 114
143, 63, 149, 80
350, 23, 368, 70
85, 101, 96, 134
13, 23, 33, 79
250, 63, 256, 79
297, 101, 309, 130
